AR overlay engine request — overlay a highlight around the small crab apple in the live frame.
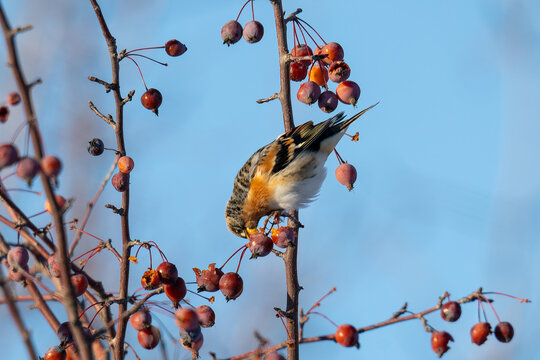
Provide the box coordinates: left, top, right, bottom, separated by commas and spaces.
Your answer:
247, 232, 273, 258
141, 88, 162, 115
138, 326, 161, 350
8, 264, 29, 282
0, 106, 8, 123
165, 39, 187, 57
87, 138, 104, 156
271, 226, 296, 248
318, 90, 338, 113
308, 62, 329, 86
219, 272, 243, 301
48, 255, 61, 277
264, 352, 286, 360
0, 143, 18, 168
156, 261, 178, 285
193, 263, 224, 292
181, 332, 204, 354
41, 155, 62, 178
44, 345, 66, 360
164, 277, 187, 307
175, 308, 200, 331
130, 308, 152, 331
221, 20, 242, 46
335, 162, 357, 191
118, 156, 134, 174
328, 61, 351, 83
321, 42, 344, 65
243, 20, 264, 43
471, 322, 492, 345
196, 305, 215, 328
289, 62, 308, 82
141, 268, 161, 290
494, 322, 514, 343
297, 81, 321, 105
7, 246, 29, 267
16, 157, 40, 185
57, 322, 73, 344
7, 92, 21, 105
291, 44, 313, 66
112, 172, 129, 192
441, 301, 461, 322
335, 324, 358, 347
336, 80, 361, 106
70, 273, 88, 297
45, 195, 67, 214
431, 331, 454, 358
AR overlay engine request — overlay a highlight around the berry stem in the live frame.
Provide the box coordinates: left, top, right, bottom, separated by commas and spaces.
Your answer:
296, 17, 327, 45
235, 0, 252, 22
125, 45, 165, 54
483, 291, 531, 303
3, 188, 41, 195
10, 121, 28, 143
70, 226, 106, 243
479, 294, 502, 323
147, 241, 168, 262
307, 311, 338, 328
305, 287, 336, 315
251, 0, 255, 21
187, 289, 215, 304
219, 244, 247, 270
295, 19, 321, 51
127, 53, 168, 67
125, 56, 148, 90
477, 298, 488, 323
236, 246, 249, 273
333, 148, 345, 165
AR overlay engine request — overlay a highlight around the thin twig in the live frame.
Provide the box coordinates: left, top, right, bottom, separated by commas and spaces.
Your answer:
256, 93, 279, 104
88, 101, 116, 127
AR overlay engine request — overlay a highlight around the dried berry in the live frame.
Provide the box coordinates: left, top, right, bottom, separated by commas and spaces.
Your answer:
297, 81, 321, 105
41, 155, 62, 178
87, 138, 104, 156
0, 143, 18, 168
219, 272, 243, 301
431, 331, 453, 357
471, 322, 491, 345
243, 20, 264, 43
193, 263, 224, 292
7, 246, 29, 267
441, 301, 461, 322
0, 106, 9, 123
328, 61, 351, 83
111, 172, 129, 192
271, 226, 296, 248
141, 269, 161, 290
48, 255, 61, 277
8, 264, 28, 282
335, 324, 358, 347
196, 305, 215, 328
335, 163, 357, 191
247, 232, 273, 258
118, 156, 134, 174
181, 332, 203, 354
16, 157, 40, 185
130, 308, 152, 331
57, 322, 73, 345
7, 92, 21, 106
494, 322, 514, 343
221, 20, 243, 46
165, 39, 187, 57
318, 90, 338, 113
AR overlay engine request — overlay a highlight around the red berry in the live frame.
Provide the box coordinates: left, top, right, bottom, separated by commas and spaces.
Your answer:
138, 326, 161, 350
336, 80, 361, 106
431, 331, 454, 358
335, 324, 358, 347
8, 264, 28, 282
7, 246, 29, 267
247, 232, 273, 258
164, 277, 187, 307
70, 274, 88, 296
41, 155, 62, 178
291, 44, 313, 66
328, 61, 351, 83
440, 301, 461, 322
219, 272, 243, 301
0, 106, 9, 123
318, 90, 338, 113
0, 143, 18, 168
16, 157, 40, 184
165, 39, 187, 57
156, 261, 178, 285
335, 163, 357, 191
321, 42, 344, 65
48, 255, 61, 277
111, 172, 129, 192
196, 305, 215, 328
45, 195, 67, 214
271, 226, 296, 248
289, 62, 308, 82
140, 88, 162, 115
471, 322, 491, 345
57, 322, 73, 344
243, 20, 264, 43
175, 308, 200, 331
141, 269, 161, 290
308, 63, 328, 86
193, 263, 224, 292
130, 308, 152, 331
297, 81, 321, 105
44, 345, 66, 360
7, 92, 21, 106
494, 322, 514, 343
87, 138, 104, 156
221, 20, 243, 46
263, 352, 286, 360
181, 332, 204, 354
118, 156, 134, 174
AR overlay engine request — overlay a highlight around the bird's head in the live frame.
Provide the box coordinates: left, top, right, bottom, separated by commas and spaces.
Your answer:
225, 214, 248, 238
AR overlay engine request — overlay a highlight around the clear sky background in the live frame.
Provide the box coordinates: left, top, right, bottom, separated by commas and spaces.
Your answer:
0, 0, 539, 359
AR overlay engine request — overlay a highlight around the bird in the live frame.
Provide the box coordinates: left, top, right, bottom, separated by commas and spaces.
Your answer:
225, 103, 377, 238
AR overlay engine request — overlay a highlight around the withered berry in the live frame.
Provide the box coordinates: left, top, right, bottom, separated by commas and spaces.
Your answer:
193, 263, 224, 292
165, 39, 187, 57
431, 331, 453, 357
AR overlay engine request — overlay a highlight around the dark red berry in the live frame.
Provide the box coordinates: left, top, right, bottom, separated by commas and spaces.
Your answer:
87, 138, 104, 156
175, 308, 200, 331
181, 332, 203, 354
247, 232, 273, 258
16, 157, 40, 184
297, 81, 321, 105
179, 326, 202, 349
111, 172, 129, 192
48, 255, 61, 277
219, 272, 243, 301
0, 143, 18, 168
41, 155, 62, 178
8, 264, 28, 282
336, 80, 361, 105
494, 322, 514, 343
318, 90, 338, 113
431, 331, 454, 357
271, 226, 296, 248
321, 42, 344, 65
7, 246, 29, 267
335, 163, 357, 191
0, 106, 9, 123
193, 263, 223, 292
335, 324, 358, 347
291, 44, 313, 66
141, 269, 161, 290
328, 61, 351, 83
45, 195, 66, 214
141, 88, 162, 115
44, 345, 66, 360
164, 277, 187, 308
263, 352, 286, 360
471, 322, 491, 345
57, 322, 73, 344
7, 92, 21, 106
118, 156, 134, 174
221, 20, 243, 46
138, 326, 161, 349
243, 20, 264, 43
165, 39, 187, 57
130, 308, 152, 331
441, 301, 461, 322
70, 273, 88, 296
156, 261, 178, 285
290, 62, 308, 82
196, 305, 215, 328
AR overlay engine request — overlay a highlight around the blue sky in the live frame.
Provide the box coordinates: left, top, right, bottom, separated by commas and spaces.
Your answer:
0, 0, 539, 359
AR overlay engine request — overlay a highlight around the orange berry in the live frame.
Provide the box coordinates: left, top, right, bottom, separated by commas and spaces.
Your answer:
118, 156, 134, 174
308, 63, 328, 86
45, 194, 66, 213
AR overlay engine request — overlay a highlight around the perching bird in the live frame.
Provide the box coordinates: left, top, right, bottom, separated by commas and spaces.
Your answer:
225, 103, 377, 238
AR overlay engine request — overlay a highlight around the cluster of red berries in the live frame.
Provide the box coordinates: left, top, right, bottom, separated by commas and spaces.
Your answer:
130, 308, 161, 350
175, 306, 216, 356
140, 261, 187, 308
193, 262, 243, 302
0, 92, 21, 124
221, 0, 264, 46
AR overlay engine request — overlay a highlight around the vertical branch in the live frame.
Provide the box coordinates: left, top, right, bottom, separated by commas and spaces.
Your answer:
0, 4, 93, 359
270, 1, 300, 359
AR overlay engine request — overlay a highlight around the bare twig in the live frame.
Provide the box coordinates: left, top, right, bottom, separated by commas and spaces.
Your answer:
88, 75, 116, 92
88, 101, 116, 127
256, 93, 279, 104
284, 8, 302, 24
